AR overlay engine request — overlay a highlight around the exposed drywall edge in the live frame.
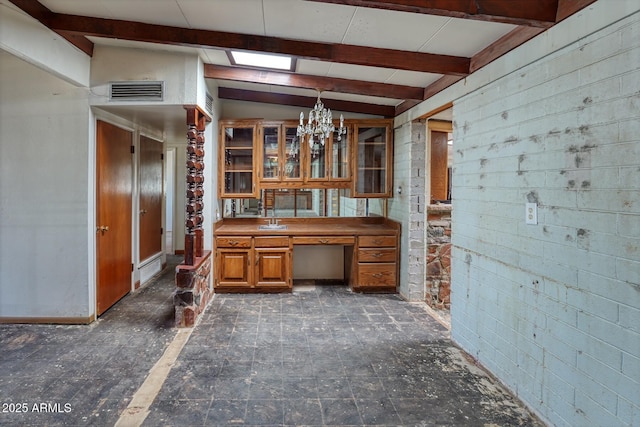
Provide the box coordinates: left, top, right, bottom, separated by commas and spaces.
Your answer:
0, 2, 90, 87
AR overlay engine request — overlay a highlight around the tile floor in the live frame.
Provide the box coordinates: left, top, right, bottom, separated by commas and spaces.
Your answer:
0, 257, 543, 426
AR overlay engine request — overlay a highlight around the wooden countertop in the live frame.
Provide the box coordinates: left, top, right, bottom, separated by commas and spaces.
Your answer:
214, 216, 400, 236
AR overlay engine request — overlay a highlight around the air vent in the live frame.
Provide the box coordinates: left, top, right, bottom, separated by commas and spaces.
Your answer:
110, 81, 164, 101
205, 92, 214, 115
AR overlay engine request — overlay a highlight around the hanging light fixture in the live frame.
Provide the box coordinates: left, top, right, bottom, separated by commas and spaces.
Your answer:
297, 90, 346, 157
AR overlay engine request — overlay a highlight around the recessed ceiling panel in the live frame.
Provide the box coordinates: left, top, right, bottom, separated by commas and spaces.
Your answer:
325, 62, 396, 83
420, 18, 516, 57
178, 0, 265, 34
385, 70, 442, 88
263, 0, 355, 43
342, 7, 450, 51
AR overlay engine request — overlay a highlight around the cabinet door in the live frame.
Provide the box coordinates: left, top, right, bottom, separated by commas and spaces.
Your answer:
220, 122, 257, 197
330, 125, 351, 182
260, 125, 280, 183
304, 135, 328, 182
353, 122, 393, 198
282, 125, 302, 183
255, 248, 290, 288
217, 249, 252, 287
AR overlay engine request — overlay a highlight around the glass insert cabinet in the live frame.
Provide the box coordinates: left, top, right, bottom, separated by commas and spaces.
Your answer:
218, 118, 392, 199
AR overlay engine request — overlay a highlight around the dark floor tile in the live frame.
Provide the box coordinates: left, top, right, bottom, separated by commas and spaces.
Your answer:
244, 399, 284, 425
205, 399, 247, 425
283, 398, 323, 425
249, 376, 284, 399
212, 377, 251, 399
282, 377, 319, 399
319, 397, 362, 425
317, 377, 353, 398
144, 398, 210, 426
356, 397, 402, 425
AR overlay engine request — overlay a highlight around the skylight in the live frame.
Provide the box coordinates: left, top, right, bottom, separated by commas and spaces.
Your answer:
229, 51, 294, 71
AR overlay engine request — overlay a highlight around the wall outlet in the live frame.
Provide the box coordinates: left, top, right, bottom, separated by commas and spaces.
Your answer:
526, 203, 538, 225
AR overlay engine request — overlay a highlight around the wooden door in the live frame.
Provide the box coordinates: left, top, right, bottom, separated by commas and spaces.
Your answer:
139, 135, 163, 262
430, 130, 449, 202
96, 120, 133, 315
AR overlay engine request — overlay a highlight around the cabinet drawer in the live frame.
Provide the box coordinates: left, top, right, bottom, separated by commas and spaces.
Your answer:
255, 236, 289, 248
292, 236, 355, 245
215, 236, 252, 248
358, 263, 396, 286
358, 248, 396, 263
359, 235, 396, 248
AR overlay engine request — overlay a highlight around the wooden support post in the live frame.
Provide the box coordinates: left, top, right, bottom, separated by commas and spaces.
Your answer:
184, 106, 210, 265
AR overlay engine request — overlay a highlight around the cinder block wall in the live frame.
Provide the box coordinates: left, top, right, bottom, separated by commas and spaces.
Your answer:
451, 11, 640, 427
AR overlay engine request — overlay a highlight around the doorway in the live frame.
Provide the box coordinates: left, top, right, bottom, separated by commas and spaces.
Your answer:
425, 110, 453, 312
96, 120, 133, 315
164, 148, 176, 254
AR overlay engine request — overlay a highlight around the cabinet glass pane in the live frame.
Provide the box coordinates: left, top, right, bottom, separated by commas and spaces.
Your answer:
222, 125, 254, 195
224, 172, 253, 194
262, 126, 279, 179
284, 127, 301, 180
224, 127, 253, 148
309, 140, 326, 179
356, 127, 387, 194
332, 127, 349, 179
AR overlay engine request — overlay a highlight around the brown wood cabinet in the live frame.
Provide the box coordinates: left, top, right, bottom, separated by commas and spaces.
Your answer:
352, 120, 393, 198
214, 217, 399, 293
219, 120, 258, 198
215, 234, 291, 292
221, 119, 392, 196
352, 235, 398, 292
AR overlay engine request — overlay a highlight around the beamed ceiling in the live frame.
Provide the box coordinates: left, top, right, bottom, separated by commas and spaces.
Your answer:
7, 0, 596, 118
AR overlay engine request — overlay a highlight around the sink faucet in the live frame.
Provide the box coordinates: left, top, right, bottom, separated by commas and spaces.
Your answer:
265, 208, 278, 226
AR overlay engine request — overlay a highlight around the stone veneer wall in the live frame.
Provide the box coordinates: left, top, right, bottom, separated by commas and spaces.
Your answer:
174, 251, 213, 327
426, 204, 452, 309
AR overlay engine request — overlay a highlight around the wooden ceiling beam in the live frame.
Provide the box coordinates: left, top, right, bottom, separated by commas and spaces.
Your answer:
218, 87, 396, 117
205, 64, 423, 100
306, 0, 557, 28
46, 13, 469, 75
8, 0, 94, 56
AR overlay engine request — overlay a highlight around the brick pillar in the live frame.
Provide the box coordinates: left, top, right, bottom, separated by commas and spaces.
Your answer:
406, 119, 427, 301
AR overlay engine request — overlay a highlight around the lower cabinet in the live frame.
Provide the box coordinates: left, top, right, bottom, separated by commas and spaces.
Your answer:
353, 235, 398, 292
217, 248, 252, 288
255, 248, 289, 288
215, 236, 291, 292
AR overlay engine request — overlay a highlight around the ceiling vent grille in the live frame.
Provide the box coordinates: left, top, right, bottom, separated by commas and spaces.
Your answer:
110, 81, 164, 101
205, 93, 214, 115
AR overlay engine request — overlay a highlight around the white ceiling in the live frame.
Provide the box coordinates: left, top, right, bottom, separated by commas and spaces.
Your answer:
8, 0, 570, 139
35, 0, 515, 106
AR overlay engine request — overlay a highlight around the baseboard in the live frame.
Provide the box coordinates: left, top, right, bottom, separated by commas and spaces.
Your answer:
0, 315, 95, 325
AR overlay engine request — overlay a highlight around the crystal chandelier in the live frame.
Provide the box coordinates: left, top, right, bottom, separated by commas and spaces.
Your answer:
297, 91, 346, 157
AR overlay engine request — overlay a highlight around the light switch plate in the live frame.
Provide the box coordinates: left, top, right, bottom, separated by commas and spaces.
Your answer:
526, 203, 538, 225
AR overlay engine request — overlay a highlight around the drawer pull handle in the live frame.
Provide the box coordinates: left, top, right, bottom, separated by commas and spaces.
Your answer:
373, 239, 383, 245
318, 239, 329, 244
229, 240, 238, 246
372, 273, 384, 278
372, 252, 383, 258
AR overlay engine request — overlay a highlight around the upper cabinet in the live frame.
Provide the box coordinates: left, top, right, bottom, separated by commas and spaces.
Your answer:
259, 122, 303, 188
221, 118, 392, 197
352, 121, 393, 198
219, 121, 258, 198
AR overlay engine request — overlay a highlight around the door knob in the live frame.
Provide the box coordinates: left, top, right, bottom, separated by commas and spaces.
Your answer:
96, 225, 109, 234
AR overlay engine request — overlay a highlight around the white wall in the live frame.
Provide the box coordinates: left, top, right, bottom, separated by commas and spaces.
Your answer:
0, 53, 92, 319
450, 8, 640, 427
